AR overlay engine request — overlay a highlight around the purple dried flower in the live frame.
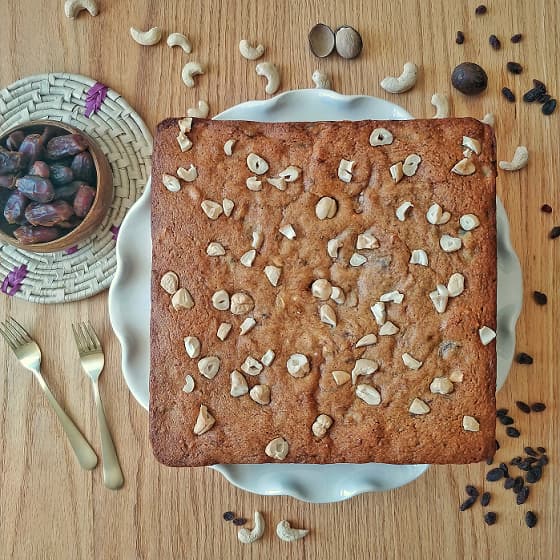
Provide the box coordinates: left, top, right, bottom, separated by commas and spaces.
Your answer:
1, 264, 28, 296
64, 245, 79, 255
110, 225, 120, 240
84, 82, 109, 118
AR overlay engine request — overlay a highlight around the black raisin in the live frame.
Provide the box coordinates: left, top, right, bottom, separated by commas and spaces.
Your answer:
504, 478, 515, 490
460, 496, 477, 511
506, 62, 523, 74
223, 511, 235, 521
486, 468, 505, 482
481, 492, 491, 506
513, 477, 525, 494
507, 427, 521, 438
232, 518, 247, 526
511, 33, 523, 43
490, 35, 501, 50
466, 485, 479, 497
475, 5, 487, 15
501, 87, 515, 102
533, 291, 548, 305
496, 408, 508, 417
526, 466, 542, 484
542, 98, 557, 115
499, 415, 514, 426
484, 511, 497, 525
517, 486, 530, 505
531, 402, 546, 412
549, 226, 560, 239
525, 511, 537, 528
515, 352, 533, 365
456, 31, 465, 44
515, 401, 531, 413
541, 204, 553, 213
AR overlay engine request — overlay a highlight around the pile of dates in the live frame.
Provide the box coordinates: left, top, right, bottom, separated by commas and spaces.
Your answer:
0, 125, 97, 244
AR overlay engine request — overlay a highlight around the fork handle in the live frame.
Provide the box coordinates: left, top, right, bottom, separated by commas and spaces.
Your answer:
33, 371, 98, 471
92, 381, 124, 490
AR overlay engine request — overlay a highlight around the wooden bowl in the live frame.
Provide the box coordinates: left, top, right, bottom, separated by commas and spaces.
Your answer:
0, 120, 113, 253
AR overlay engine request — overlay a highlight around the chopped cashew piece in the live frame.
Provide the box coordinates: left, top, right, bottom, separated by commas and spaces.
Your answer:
187, 100, 209, 118
276, 520, 309, 542
462, 136, 481, 155
431, 93, 450, 118
311, 414, 333, 438
356, 384, 381, 405
223, 139, 236, 156
460, 214, 480, 231
350, 253, 367, 267
240, 249, 257, 267
241, 356, 263, 376
402, 352, 423, 370
230, 292, 254, 315
332, 370, 351, 386
197, 356, 220, 379
351, 359, 379, 385
193, 404, 215, 435
370, 302, 386, 326
182, 375, 195, 393
178, 117, 192, 133
356, 230, 379, 250
238, 511, 266, 544
452, 158, 476, 176
319, 303, 337, 328
369, 127, 393, 146
172, 288, 194, 310
177, 164, 197, 182
246, 176, 263, 191
447, 273, 465, 297
463, 415, 480, 432
379, 321, 399, 335
478, 326, 496, 345
356, 333, 377, 348
409, 398, 430, 415
261, 349, 276, 366
403, 154, 421, 177
162, 173, 181, 192
206, 242, 225, 256
212, 290, 230, 311
201, 200, 223, 220
499, 146, 528, 171
449, 370, 464, 383
327, 237, 343, 258
330, 286, 345, 304
440, 234, 462, 252
426, 203, 450, 225
264, 265, 282, 286
181, 61, 204, 88
430, 377, 454, 394
481, 113, 495, 127
380, 290, 404, 304
230, 370, 249, 397
278, 166, 300, 182
250, 384, 271, 405
183, 336, 201, 359
265, 437, 289, 460
160, 271, 179, 294
286, 354, 309, 377
256, 61, 281, 95
338, 159, 355, 182
410, 249, 429, 266
251, 230, 264, 250
279, 224, 296, 239
396, 201, 414, 221
267, 177, 287, 191
239, 39, 265, 60
130, 26, 162, 46
312, 69, 331, 89
380, 62, 418, 93
311, 278, 332, 300
246, 153, 269, 175
176, 131, 192, 152
239, 317, 256, 335
390, 162, 404, 183
315, 197, 338, 219
217, 322, 232, 341
429, 284, 449, 313
222, 198, 234, 217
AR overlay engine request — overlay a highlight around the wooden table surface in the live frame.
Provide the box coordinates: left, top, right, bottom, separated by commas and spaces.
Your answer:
0, 1, 557, 558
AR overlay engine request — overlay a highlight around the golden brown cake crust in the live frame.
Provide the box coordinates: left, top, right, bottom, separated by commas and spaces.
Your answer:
150, 117, 497, 466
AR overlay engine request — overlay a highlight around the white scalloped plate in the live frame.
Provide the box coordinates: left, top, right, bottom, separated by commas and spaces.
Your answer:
108, 90, 522, 503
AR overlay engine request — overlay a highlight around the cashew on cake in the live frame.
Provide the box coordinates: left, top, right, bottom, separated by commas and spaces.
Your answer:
149, 117, 497, 466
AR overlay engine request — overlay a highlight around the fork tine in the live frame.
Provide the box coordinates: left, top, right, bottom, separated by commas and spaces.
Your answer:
3, 319, 25, 347
0, 322, 17, 350
71, 323, 86, 353
80, 322, 95, 351
7, 317, 31, 342
85, 322, 102, 350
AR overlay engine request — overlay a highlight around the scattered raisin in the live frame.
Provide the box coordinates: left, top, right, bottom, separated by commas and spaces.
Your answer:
515, 401, 531, 413
466, 485, 479, 497
504, 478, 515, 490
513, 477, 525, 494
459, 496, 477, 511
533, 291, 548, 305
524, 447, 538, 457
232, 518, 247, 526
496, 408, 508, 417
223, 511, 235, 521
516, 486, 530, 505
507, 427, 521, 438
507, 62, 523, 75
502, 87, 515, 102
531, 403, 546, 412
542, 98, 557, 115
540, 204, 552, 213
475, 5, 488, 15
525, 511, 537, 528
515, 352, 533, 365
549, 226, 560, 239
480, 492, 491, 506
486, 468, 504, 482
526, 466, 542, 484
489, 35, 501, 50
484, 511, 497, 525
498, 415, 514, 426
511, 33, 523, 43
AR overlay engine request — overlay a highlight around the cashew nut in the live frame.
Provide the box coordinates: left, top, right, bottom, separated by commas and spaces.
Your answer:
64, 0, 99, 18
431, 93, 450, 118
167, 32, 192, 54
276, 520, 309, 542
130, 26, 162, 46
380, 62, 418, 94
481, 113, 495, 127
239, 39, 265, 60
256, 62, 281, 95
499, 146, 528, 171
312, 70, 331, 89
182, 61, 205, 88
238, 511, 265, 544
187, 100, 209, 118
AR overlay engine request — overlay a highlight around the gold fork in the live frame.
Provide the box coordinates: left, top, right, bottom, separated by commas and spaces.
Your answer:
0, 316, 97, 470
71, 322, 124, 490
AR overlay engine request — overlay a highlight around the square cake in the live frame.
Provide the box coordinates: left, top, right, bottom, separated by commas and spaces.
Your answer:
150, 117, 497, 466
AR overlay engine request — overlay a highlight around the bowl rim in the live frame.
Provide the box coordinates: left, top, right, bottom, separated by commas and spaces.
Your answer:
0, 119, 113, 253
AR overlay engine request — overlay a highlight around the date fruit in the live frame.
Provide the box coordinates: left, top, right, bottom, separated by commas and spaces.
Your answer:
4, 191, 28, 224
25, 200, 74, 227
29, 160, 50, 179
54, 180, 82, 201
49, 164, 74, 186
18, 134, 44, 165
0, 147, 27, 175
71, 152, 96, 184
16, 176, 55, 203
46, 134, 88, 160
13, 225, 61, 244
73, 184, 96, 217
0, 174, 17, 189
5, 131, 25, 151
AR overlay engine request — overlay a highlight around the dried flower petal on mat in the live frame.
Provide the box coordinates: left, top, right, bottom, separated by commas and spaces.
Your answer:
1, 264, 28, 296
84, 82, 108, 117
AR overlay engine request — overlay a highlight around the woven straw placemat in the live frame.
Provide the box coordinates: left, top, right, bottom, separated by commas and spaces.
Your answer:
0, 72, 152, 304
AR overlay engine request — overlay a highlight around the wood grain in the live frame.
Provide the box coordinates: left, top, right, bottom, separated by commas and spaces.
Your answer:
0, 1, 557, 558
